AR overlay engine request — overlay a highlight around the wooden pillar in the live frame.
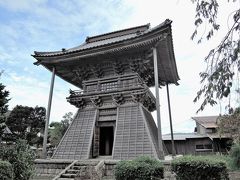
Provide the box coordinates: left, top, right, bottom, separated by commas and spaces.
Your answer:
153, 47, 164, 159
166, 83, 176, 156
42, 66, 55, 159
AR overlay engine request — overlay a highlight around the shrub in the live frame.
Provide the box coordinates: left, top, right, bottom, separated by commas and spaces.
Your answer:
0, 139, 35, 180
115, 156, 164, 180
171, 155, 229, 180
229, 143, 240, 169
0, 160, 13, 180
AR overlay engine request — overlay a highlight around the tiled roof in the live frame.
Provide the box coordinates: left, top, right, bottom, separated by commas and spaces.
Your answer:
207, 133, 231, 140
33, 19, 180, 87
192, 116, 218, 128
85, 23, 150, 43
33, 20, 171, 57
162, 133, 208, 141
3, 126, 12, 134
69, 33, 138, 51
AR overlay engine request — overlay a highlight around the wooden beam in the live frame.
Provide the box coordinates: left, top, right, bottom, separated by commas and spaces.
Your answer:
42, 66, 55, 159
166, 83, 176, 156
92, 65, 104, 78
153, 47, 164, 159
113, 61, 124, 75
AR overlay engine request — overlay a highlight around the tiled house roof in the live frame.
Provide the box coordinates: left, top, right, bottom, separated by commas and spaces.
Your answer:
192, 116, 218, 128
162, 133, 207, 141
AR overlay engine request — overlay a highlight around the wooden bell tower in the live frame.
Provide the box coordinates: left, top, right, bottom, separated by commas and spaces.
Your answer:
33, 19, 179, 160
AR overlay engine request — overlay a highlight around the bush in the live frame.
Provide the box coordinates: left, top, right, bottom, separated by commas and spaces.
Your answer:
0, 139, 35, 180
171, 155, 229, 180
115, 156, 164, 180
229, 143, 240, 169
0, 160, 13, 180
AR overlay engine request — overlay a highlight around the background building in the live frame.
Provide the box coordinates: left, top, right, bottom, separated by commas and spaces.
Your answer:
163, 116, 232, 155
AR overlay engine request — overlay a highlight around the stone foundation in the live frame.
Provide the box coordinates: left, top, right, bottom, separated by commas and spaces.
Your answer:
33, 159, 240, 180
103, 160, 118, 179
229, 171, 240, 180
33, 159, 73, 179
33, 159, 176, 180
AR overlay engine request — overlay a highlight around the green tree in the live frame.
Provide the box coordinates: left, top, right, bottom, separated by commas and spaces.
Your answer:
0, 139, 35, 180
229, 143, 240, 169
192, 0, 240, 113
218, 108, 240, 169
218, 107, 240, 143
61, 112, 73, 134
6, 105, 32, 139
6, 105, 45, 145
26, 106, 45, 146
0, 72, 10, 138
49, 122, 63, 147
49, 112, 73, 147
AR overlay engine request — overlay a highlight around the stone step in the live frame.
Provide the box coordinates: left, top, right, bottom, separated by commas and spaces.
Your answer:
102, 176, 115, 180
66, 169, 79, 174
61, 173, 77, 178
75, 161, 99, 166
105, 170, 114, 176
71, 165, 86, 170
164, 171, 176, 178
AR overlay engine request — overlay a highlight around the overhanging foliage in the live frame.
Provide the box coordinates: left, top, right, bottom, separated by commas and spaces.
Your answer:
191, 0, 240, 113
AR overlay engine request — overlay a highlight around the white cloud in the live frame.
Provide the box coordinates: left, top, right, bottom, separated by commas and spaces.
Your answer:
0, 0, 47, 12
0, 51, 16, 65
2, 73, 76, 123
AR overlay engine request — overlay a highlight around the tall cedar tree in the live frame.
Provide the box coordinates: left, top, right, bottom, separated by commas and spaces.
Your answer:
191, 0, 240, 113
0, 78, 10, 137
6, 105, 45, 145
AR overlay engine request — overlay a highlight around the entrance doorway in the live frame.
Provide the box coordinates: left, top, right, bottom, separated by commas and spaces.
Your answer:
99, 126, 114, 155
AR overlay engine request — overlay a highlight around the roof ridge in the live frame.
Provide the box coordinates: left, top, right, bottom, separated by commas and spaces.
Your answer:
192, 115, 219, 119
85, 23, 150, 43
33, 19, 172, 57
163, 132, 199, 135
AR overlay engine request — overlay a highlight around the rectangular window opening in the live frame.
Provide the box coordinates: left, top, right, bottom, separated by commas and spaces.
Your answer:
195, 144, 213, 152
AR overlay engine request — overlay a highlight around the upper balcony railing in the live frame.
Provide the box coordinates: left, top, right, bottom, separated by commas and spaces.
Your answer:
69, 73, 147, 97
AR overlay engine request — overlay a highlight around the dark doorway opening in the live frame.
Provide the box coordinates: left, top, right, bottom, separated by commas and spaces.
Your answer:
99, 126, 114, 155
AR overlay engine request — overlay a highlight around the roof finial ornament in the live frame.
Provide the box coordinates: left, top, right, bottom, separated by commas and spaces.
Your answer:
136, 30, 141, 35
86, 36, 90, 43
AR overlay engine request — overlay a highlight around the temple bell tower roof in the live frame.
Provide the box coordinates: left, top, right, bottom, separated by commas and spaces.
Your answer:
32, 19, 180, 88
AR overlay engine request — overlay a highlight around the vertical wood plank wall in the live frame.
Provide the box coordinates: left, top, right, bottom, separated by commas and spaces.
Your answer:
52, 109, 97, 159
141, 107, 160, 158
52, 105, 160, 160
113, 105, 158, 159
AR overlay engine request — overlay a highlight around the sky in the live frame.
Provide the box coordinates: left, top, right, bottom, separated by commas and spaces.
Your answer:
0, 0, 239, 134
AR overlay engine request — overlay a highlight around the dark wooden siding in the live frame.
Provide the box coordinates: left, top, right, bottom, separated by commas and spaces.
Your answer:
141, 106, 160, 158
113, 105, 157, 159
164, 138, 213, 155
52, 109, 97, 159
